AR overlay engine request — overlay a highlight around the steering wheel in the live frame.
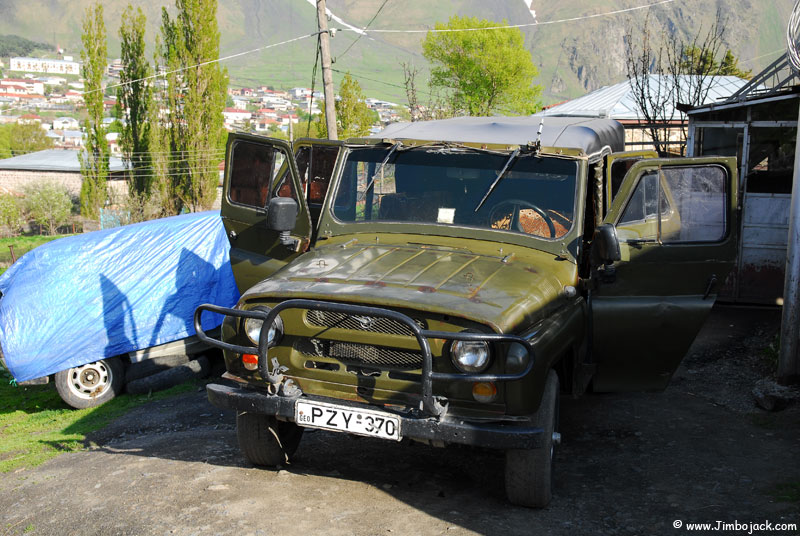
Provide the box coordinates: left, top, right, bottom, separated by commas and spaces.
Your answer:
488, 199, 557, 238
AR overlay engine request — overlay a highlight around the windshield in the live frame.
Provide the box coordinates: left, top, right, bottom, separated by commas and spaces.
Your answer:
332, 146, 579, 239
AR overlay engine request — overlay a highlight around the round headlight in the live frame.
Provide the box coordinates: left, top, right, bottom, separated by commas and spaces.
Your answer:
451, 339, 490, 373
244, 307, 284, 347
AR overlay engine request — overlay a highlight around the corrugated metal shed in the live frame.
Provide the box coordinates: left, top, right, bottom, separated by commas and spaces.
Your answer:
537, 76, 751, 121
0, 149, 128, 172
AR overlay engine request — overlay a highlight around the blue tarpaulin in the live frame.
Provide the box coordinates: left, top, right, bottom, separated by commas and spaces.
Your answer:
0, 211, 240, 382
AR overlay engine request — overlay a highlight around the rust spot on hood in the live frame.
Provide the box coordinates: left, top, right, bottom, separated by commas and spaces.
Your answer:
315, 277, 330, 283
364, 280, 387, 287
524, 267, 538, 274
418, 286, 436, 293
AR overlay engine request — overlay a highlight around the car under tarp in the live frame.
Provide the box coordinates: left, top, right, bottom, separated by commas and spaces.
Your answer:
0, 211, 240, 383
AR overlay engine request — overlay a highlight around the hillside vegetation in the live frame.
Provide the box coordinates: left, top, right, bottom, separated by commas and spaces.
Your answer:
0, 0, 793, 105
0, 34, 51, 58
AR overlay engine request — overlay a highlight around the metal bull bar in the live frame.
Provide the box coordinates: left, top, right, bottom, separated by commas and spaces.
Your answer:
194, 299, 535, 417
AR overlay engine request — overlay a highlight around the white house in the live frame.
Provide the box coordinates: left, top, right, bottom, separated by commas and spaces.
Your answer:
290, 87, 312, 99
222, 108, 251, 125
0, 78, 45, 96
10, 57, 80, 75
53, 116, 80, 130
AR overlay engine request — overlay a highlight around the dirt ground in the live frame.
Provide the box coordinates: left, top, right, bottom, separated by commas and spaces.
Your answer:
1, 305, 799, 536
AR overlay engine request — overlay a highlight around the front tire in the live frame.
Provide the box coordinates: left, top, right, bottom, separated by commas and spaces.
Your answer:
54, 357, 125, 409
236, 411, 304, 467
505, 368, 560, 508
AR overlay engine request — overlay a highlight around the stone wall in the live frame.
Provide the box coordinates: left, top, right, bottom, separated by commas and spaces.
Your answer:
0, 170, 129, 199
0, 170, 82, 196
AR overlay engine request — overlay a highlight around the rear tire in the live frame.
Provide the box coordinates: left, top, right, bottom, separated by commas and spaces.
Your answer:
125, 354, 190, 383
505, 368, 560, 508
125, 356, 209, 395
54, 357, 125, 409
236, 411, 304, 467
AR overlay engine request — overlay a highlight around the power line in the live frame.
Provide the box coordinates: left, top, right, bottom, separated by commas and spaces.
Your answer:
352, 0, 677, 33
80, 32, 322, 98
741, 48, 787, 64
337, 0, 391, 61
1, 0, 679, 110
330, 67, 435, 99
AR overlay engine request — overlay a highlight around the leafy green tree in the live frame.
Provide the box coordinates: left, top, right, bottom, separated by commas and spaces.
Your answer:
421, 16, 541, 116
315, 73, 375, 139
118, 4, 154, 197
0, 125, 9, 159
719, 49, 752, 79
78, 2, 110, 220
0, 194, 25, 236
681, 46, 751, 79
0, 123, 53, 158
159, 0, 228, 212
23, 182, 73, 235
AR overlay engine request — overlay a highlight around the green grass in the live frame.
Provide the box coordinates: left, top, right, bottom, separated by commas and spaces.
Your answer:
0, 235, 72, 273
0, 366, 199, 473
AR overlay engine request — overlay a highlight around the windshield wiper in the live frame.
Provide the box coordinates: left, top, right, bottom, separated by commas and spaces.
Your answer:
473, 147, 521, 212
361, 142, 401, 197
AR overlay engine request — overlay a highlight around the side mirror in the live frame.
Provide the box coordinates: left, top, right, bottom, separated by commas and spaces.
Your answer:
267, 196, 298, 232
592, 223, 621, 265
267, 196, 299, 251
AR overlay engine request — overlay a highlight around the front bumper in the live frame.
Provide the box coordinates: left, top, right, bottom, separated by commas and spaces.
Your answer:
195, 298, 536, 417
208, 382, 543, 450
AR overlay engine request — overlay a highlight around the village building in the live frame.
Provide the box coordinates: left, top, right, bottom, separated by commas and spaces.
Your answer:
10, 57, 80, 76
52, 117, 80, 130
687, 54, 800, 304
0, 149, 129, 198
536, 75, 750, 155
222, 108, 252, 126
0, 78, 45, 96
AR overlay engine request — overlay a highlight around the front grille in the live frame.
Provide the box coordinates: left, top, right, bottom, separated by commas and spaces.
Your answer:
294, 338, 423, 370
306, 310, 426, 336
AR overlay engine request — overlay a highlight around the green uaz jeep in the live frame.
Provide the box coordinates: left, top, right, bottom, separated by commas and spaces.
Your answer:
196, 116, 738, 507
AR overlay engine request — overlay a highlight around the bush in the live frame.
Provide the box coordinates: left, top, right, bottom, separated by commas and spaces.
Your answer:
0, 194, 25, 237
23, 181, 73, 235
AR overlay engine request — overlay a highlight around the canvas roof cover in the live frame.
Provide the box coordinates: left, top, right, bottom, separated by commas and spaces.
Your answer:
369, 116, 625, 157
0, 211, 240, 382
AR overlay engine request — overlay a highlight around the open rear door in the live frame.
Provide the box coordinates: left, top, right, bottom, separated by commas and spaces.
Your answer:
591, 157, 738, 391
221, 133, 312, 293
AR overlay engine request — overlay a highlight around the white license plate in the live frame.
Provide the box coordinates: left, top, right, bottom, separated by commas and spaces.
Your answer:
295, 400, 402, 441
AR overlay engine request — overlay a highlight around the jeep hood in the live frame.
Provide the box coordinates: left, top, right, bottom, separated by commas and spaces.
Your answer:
243, 241, 577, 333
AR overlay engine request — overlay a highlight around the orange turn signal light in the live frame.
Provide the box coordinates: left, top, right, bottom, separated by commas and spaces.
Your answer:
242, 353, 258, 371
472, 382, 497, 403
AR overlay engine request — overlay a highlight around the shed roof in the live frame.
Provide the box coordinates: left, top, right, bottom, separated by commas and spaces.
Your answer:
536, 75, 751, 121
0, 149, 128, 172
370, 115, 625, 156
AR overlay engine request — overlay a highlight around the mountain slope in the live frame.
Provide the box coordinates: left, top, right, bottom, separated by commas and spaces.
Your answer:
0, 0, 793, 105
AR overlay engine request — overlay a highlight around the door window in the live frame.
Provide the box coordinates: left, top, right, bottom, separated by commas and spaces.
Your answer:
228, 140, 286, 207
616, 165, 727, 243
295, 145, 340, 204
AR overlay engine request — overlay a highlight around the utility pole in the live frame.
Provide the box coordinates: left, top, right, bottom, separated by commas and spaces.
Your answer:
317, 0, 338, 140
778, 100, 800, 385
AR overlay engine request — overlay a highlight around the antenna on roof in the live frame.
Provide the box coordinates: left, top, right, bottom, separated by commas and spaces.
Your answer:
533, 117, 544, 154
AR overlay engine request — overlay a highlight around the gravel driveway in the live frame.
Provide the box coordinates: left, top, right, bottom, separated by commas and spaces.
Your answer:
1, 305, 798, 536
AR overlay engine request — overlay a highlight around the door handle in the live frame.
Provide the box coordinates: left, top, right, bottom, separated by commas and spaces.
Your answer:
228, 230, 238, 241
703, 274, 717, 300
